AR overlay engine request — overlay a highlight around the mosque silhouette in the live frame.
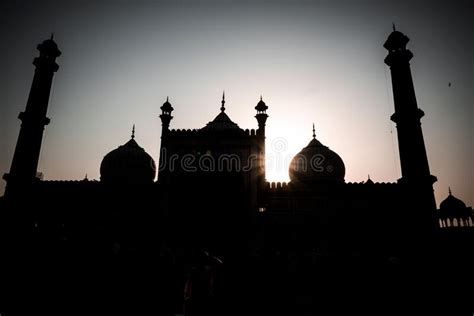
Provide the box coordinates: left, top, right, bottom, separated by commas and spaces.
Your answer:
0, 29, 472, 315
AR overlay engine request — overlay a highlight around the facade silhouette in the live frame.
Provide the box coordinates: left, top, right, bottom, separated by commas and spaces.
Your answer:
0, 29, 473, 315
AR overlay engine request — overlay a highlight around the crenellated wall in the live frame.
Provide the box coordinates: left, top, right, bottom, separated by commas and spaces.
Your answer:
167, 128, 259, 137
264, 181, 400, 212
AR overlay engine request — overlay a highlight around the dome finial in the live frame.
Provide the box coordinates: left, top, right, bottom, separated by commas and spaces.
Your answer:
449, 186, 452, 195
260, 95, 263, 101
131, 124, 135, 139
368, 174, 371, 180
392, 23, 396, 31
166, 96, 169, 102
220, 90, 226, 112
312, 123, 316, 139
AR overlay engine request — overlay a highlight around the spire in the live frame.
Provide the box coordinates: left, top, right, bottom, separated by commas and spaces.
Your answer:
312, 123, 316, 139
260, 95, 263, 101
50, 32, 55, 40
166, 96, 169, 102
220, 91, 226, 112
365, 174, 374, 184
449, 186, 452, 195
131, 124, 135, 139
392, 23, 396, 31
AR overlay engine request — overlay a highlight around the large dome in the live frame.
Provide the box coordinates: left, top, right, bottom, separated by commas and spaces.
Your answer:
100, 136, 156, 184
289, 134, 345, 183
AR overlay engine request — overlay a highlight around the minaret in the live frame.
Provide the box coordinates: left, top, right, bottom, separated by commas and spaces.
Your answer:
384, 28, 437, 224
255, 96, 269, 197
160, 96, 174, 134
4, 35, 61, 196
255, 95, 268, 137
158, 97, 174, 182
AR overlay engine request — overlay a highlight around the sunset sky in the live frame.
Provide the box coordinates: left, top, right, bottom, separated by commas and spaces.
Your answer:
0, 0, 472, 207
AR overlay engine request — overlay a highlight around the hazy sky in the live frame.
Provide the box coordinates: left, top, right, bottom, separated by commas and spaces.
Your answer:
0, 0, 472, 207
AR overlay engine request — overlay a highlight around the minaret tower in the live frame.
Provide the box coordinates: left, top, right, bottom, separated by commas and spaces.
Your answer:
4, 35, 61, 196
158, 97, 174, 182
384, 27, 437, 222
255, 96, 269, 199
255, 95, 268, 137
159, 96, 174, 135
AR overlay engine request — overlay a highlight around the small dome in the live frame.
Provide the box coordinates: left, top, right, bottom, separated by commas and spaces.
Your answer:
201, 94, 242, 132
161, 97, 174, 113
255, 97, 268, 112
440, 191, 466, 211
289, 136, 345, 183
439, 190, 469, 219
38, 35, 61, 58
202, 112, 241, 131
383, 30, 409, 52
100, 137, 156, 184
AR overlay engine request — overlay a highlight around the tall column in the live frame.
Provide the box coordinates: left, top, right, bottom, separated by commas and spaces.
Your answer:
384, 27, 437, 238
157, 97, 174, 183
4, 35, 61, 197
255, 96, 268, 205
